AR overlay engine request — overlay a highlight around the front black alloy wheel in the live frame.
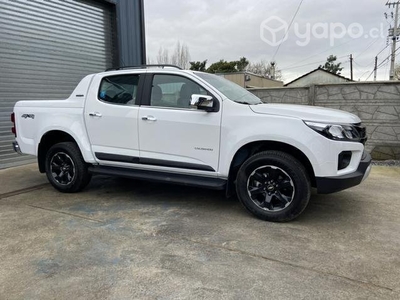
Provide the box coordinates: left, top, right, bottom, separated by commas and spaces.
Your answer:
247, 165, 295, 212
45, 142, 92, 193
236, 151, 311, 222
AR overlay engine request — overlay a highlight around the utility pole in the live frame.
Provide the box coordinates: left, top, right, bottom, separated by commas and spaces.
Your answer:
387, 1, 400, 80
350, 54, 353, 81
374, 56, 378, 81
270, 61, 276, 80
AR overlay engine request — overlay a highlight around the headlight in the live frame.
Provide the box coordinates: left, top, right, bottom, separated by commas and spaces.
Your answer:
304, 121, 361, 142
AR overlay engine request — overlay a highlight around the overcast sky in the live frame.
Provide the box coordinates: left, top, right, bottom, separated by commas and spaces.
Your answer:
144, 0, 392, 83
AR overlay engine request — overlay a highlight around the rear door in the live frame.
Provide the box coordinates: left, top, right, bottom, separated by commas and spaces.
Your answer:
84, 72, 143, 165
138, 73, 222, 174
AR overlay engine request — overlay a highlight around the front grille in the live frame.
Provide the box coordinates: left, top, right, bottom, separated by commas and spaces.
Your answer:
353, 123, 367, 145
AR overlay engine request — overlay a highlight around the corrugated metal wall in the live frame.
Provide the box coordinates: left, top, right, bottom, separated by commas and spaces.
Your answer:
116, 0, 146, 66
0, 0, 117, 169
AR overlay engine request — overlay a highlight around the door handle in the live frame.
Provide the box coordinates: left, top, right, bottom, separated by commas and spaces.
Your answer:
89, 112, 102, 117
142, 115, 157, 121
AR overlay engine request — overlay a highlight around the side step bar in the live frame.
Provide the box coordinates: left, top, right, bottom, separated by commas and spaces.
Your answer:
88, 166, 227, 190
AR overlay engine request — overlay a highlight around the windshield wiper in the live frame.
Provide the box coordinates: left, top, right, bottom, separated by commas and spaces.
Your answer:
235, 101, 262, 105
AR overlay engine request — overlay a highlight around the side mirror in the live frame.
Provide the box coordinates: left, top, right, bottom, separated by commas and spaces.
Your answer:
190, 94, 215, 112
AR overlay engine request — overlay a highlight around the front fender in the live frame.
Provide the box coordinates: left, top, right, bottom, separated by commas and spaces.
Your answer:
218, 107, 325, 177
220, 133, 320, 178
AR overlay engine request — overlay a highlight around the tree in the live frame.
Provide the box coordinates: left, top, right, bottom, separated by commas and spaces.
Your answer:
205, 57, 249, 73
247, 60, 282, 80
394, 64, 400, 80
206, 59, 238, 73
319, 55, 343, 75
190, 60, 207, 71
156, 42, 191, 69
156, 47, 170, 64
171, 41, 191, 69
236, 57, 249, 72
189, 57, 282, 78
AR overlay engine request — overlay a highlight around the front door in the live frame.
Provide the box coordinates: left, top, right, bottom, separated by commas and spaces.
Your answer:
84, 73, 142, 164
138, 73, 221, 173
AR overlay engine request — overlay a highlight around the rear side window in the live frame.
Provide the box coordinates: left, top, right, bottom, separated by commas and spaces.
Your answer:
98, 74, 140, 105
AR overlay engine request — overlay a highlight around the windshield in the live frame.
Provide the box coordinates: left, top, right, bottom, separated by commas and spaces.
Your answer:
195, 72, 263, 105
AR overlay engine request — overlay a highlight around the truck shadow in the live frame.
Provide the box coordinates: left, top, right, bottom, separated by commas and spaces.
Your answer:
84, 175, 362, 225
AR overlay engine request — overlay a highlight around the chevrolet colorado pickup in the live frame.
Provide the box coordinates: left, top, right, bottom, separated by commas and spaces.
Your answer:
11, 65, 371, 222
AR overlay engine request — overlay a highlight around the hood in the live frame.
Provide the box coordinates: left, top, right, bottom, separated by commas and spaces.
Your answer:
250, 103, 361, 124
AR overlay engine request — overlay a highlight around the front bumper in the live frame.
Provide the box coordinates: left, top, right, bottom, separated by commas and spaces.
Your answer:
12, 141, 22, 154
316, 151, 372, 194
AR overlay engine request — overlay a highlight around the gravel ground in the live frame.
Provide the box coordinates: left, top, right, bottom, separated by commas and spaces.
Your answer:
372, 160, 400, 166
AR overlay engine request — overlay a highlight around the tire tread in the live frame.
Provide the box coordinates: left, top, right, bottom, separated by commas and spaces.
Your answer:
45, 142, 91, 193
236, 150, 311, 222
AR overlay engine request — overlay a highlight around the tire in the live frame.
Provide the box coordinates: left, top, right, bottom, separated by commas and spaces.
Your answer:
236, 151, 311, 222
45, 142, 92, 193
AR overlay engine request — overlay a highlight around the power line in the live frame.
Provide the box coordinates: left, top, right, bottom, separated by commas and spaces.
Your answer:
282, 39, 385, 79
365, 45, 400, 80
358, 70, 372, 81
282, 28, 385, 73
355, 38, 381, 59
384, 50, 391, 78
278, 29, 386, 78
353, 59, 375, 69
280, 55, 348, 71
377, 59, 390, 80
359, 44, 392, 80
282, 2, 389, 76
282, 39, 357, 70
376, 44, 390, 57
271, 0, 304, 62
365, 70, 375, 81
377, 45, 400, 68
352, 59, 366, 75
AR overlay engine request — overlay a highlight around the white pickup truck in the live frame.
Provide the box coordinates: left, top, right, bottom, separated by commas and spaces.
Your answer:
11, 65, 371, 222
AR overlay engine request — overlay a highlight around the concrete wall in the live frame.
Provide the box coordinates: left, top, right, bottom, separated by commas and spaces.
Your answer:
245, 74, 284, 88
250, 87, 310, 105
250, 82, 400, 160
221, 73, 245, 87
220, 73, 284, 88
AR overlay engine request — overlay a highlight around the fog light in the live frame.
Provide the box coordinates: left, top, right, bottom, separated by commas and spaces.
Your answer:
338, 151, 352, 170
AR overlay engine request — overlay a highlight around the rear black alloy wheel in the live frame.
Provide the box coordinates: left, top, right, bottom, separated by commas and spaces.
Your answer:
45, 142, 92, 193
247, 165, 295, 212
50, 152, 76, 185
236, 151, 311, 222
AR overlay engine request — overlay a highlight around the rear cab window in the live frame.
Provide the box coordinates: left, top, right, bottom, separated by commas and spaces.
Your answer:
98, 74, 140, 105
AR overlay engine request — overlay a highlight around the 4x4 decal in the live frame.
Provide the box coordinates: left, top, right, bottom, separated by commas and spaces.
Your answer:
21, 114, 35, 119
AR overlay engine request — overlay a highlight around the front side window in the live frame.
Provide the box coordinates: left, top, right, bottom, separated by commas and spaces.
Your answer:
150, 74, 208, 108
98, 74, 140, 105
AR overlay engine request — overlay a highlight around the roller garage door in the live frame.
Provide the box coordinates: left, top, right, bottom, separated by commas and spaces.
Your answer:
0, 0, 117, 169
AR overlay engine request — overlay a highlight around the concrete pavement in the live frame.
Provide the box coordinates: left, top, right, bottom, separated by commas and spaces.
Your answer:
0, 164, 399, 299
